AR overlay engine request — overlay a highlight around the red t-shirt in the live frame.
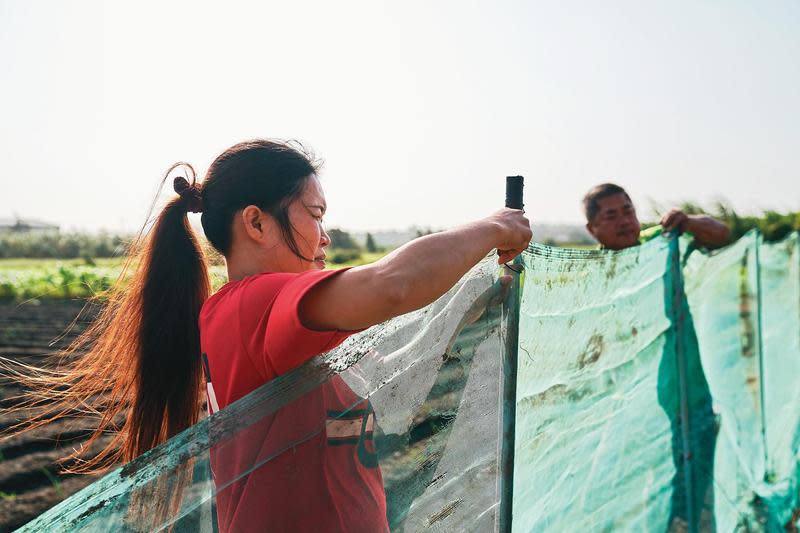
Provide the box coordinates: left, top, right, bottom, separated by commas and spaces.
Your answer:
199, 268, 388, 533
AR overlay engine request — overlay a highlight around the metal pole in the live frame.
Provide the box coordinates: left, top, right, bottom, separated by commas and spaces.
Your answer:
670, 237, 696, 533
498, 176, 523, 533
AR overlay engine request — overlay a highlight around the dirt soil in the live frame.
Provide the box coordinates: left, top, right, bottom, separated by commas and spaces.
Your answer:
0, 300, 110, 533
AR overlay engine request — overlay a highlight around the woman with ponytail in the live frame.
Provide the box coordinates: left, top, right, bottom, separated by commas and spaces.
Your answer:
5, 139, 531, 531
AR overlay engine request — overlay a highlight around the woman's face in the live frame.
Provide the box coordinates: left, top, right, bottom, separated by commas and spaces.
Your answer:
281, 175, 331, 272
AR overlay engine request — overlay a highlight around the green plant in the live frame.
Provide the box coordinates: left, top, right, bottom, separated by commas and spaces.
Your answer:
329, 249, 362, 265
40, 467, 64, 498
0, 257, 233, 301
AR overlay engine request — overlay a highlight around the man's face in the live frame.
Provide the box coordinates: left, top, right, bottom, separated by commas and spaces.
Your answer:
586, 193, 641, 250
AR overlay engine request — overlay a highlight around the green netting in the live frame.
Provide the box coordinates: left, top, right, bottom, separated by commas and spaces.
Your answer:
514, 237, 680, 531
682, 231, 766, 530
510, 231, 799, 532
754, 234, 800, 524
682, 231, 800, 529
16, 233, 800, 532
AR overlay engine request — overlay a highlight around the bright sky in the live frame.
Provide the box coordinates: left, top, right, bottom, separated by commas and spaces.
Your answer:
1, 1, 798, 233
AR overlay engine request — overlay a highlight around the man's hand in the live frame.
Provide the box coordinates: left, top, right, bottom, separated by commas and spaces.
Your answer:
659, 208, 731, 248
660, 208, 690, 234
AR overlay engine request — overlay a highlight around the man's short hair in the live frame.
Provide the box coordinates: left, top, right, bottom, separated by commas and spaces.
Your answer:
583, 183, 631, 222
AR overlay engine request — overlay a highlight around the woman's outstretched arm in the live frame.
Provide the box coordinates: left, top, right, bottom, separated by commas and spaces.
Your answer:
300, 208, 531, 331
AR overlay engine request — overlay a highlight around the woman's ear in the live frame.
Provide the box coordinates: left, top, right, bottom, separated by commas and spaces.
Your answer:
241, 205, 266, 242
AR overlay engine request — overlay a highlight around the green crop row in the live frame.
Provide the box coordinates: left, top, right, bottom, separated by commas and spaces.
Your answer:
0, 260, 227, 301
0, 251, 387, 301
0, 263, 122, 301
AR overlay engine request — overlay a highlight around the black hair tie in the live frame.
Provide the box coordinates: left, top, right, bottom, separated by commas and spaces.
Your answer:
173, 176, 204, 213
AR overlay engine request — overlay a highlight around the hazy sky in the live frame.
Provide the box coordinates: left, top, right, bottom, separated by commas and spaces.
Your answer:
2, 1, 798, 233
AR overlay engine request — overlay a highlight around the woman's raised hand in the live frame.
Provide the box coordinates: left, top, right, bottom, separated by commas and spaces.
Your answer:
488, 208, 532, 264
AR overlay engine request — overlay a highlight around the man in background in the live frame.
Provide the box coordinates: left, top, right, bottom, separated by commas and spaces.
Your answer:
583, 183, 730, 250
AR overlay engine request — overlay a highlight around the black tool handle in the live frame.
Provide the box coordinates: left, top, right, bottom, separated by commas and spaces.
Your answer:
505, 176, 524, 210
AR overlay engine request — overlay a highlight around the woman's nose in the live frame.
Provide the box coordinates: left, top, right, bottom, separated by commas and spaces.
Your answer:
320, 229, 331, 247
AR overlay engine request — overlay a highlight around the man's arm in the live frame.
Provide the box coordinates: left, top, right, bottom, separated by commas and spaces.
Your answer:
661, 208, 731, 248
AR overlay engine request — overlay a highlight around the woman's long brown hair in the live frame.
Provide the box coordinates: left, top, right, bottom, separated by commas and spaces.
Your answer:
1, 168, 210, 473
1, 139, 318, 474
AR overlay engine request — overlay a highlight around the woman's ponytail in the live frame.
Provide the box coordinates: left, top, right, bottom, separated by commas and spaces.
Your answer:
2, 164, 210, 473
126, 184, 210, 461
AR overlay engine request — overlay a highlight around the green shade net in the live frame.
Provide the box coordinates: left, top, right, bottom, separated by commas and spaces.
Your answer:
682, 232, 765, 530
760, 233, 800, 523
18, 258, 514, 533
513, 237, 681, 531
510, 231, 799, 532
17, 233, 800, 532
683, 231, 800, 530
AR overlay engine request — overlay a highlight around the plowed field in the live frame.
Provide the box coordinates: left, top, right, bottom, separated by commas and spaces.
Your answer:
0, 301, 109, 532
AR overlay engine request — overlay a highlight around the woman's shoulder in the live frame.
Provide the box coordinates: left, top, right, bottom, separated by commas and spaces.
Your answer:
202, 271, 294, 319
201, 268, 346, 324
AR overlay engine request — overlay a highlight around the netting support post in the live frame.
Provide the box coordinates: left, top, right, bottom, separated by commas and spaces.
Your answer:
499, 257, 522, 533
670, 237, 697, 533
499, 175, 524, 533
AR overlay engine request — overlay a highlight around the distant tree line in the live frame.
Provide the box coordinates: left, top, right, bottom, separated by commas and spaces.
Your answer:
6, 206, 794, 259
0, 228, 394, 262
0, 232, 130, 259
